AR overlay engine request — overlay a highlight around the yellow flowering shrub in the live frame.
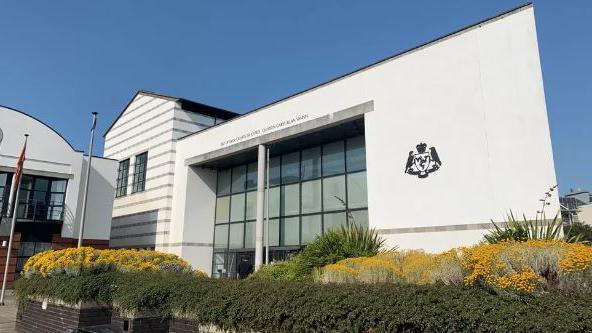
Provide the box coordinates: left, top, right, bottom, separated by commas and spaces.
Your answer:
22, 247, 198, 277
317, 240, 592, 294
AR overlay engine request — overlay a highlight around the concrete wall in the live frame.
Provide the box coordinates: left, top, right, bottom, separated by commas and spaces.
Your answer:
0, 105, 116, 241
170, 4, 559, 271
104, 92, 211, 249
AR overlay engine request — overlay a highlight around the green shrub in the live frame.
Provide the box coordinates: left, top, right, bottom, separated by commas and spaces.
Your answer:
253, 224, 386, 281
249, 259, 309, 281
15, 271, 592, 332
484, 212, 583, 244
565, 222, 592, 244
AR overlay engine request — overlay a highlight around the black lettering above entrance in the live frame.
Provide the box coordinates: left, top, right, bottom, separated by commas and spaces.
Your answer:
404, 142, 442, 178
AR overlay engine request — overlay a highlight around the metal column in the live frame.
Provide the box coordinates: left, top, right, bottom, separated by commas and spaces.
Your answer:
254, 144, 266, 271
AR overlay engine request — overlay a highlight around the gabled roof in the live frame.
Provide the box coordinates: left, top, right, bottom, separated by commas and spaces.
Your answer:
104, 90, 238, 137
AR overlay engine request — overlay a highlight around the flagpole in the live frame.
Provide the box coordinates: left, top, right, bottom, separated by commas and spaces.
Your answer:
1, 134, 28, 306
77, 112, 98, 248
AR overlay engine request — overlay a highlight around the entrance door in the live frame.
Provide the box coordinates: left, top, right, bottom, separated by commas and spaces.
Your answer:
235, 252, 254, 279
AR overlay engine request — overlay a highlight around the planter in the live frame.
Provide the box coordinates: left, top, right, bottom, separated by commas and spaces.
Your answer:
16, 299, 112, 333
111, 311, 169, 333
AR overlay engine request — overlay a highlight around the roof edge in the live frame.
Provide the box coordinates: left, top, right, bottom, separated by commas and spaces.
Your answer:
103, 90, 238, 138
177, 2, 534, 142
0, 104, 77, 151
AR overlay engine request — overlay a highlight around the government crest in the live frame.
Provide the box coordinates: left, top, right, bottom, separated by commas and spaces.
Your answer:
404, 142, 441, 178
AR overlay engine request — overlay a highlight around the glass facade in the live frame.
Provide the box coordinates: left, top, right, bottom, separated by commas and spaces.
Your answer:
212, 135, 367, 277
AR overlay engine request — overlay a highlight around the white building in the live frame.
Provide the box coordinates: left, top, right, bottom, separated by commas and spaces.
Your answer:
106, 4, 559, 277
0, 105, 117, 286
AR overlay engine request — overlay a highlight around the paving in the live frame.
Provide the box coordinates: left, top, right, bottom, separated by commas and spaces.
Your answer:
0, 292, 17, 333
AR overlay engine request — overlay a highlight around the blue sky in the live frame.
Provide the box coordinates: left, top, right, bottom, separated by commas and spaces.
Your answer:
0, 1, 590, 194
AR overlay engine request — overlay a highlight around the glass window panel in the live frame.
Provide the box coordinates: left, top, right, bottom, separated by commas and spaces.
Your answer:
266, 186, 280, 218
269, 157, 281, 186
34, 178, 49, 191
230, 193, 245, 222
50, 193, 64, 205
51, 180, 67, 192
215, 196, 230, 223
231, 165, 246, 193
301, 179, 321, 214
349, 210, 369, 229
301, 215, 322, 244
214, 225, 228, 249
213, 252, 227, 278
217, 168, 231, 195
346, 136, 366, 172
267, 219, 280, 246
245, 191, 257, 220
228, 223, 244, 249
281, 152, 300, 184
20, 176, 33, 190
324, 212, 347, 232
347, 171, 368, 209
246, 162, 257, 190
0, 173, 7, 186
322, 141, 345, 176
301, 147, 321, 180
282, 217, 300, 246
281, 184, 299, 216
323, 175, 346, 211
244, 222, 255, 248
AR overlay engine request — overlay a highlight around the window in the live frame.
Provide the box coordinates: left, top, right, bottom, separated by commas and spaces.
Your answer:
281, 152, 300, 184
301, 214, 322, 244
282, 217, 300, 246
131, 152, 148, 193
346, 136, 366, 172
115, 159, 129, 197
301, 147, 321, 180
323, 175, 346, 211
212, 135, 368, 277
347, 171, 367, 209
301, 179, 321, 214
14, 175, 67, 221
0, 172, 12, 216
322, 141, 345, 176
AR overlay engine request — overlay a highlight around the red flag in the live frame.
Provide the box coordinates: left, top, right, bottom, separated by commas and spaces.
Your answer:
13, 139, 27, 188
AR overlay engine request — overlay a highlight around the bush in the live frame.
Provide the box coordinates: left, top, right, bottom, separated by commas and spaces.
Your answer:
254, 224, 386, 281
484, 212, 583, 244
318, 240, 592, 294
15, 271, 592, 332
565, 222, 592, 243
318, 249, 464, 286
22, 247, 197, 277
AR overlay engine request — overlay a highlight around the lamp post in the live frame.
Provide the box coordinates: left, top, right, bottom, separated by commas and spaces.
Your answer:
77, 112, 98, 248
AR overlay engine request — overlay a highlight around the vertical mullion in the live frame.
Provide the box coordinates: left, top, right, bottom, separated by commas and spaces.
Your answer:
320, 144, 324, 234
344, 138, 349, 226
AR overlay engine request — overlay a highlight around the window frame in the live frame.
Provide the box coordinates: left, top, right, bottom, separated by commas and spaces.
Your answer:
131, 152, 148, 194
115, 159, 130, 197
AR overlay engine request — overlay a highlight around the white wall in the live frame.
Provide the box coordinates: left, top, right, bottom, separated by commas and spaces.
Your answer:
170, 5, 558, 271
0, 106, 116, 241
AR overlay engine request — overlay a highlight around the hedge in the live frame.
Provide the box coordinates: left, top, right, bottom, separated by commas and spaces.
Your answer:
15, 271, 592, 332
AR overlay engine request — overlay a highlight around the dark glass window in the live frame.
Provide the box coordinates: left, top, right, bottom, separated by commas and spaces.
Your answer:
0, 172, 12, 216
212, 135, 367, 278
322, 141, 345, 176
301, 146, 321, 180
115, 159, 129, 197
132, 152, 148, 193
281, 152, 300, 184
15, 175, 67, 221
